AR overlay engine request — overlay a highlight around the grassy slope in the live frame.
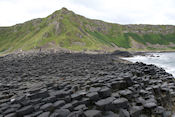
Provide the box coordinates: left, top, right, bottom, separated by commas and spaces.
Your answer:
0, 8, 175, 54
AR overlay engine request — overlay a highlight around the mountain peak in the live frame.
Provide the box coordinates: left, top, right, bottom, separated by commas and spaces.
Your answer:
59, 7, 72, 14
60, 7, 69, 11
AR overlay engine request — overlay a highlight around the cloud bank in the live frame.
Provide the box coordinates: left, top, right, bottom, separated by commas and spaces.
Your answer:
0, 0, 175, 26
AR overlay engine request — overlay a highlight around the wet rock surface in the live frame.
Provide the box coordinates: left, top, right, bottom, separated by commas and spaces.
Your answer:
0, 52, 175, 116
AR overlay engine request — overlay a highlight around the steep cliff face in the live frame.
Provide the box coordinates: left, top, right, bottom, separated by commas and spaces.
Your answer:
0, 7, 175, 53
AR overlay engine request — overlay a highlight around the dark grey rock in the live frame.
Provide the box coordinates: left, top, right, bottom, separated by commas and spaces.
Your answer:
153, 106, 165, 116
119, 109, 130, 117
74, 104, 88, 111
54, 90, 67, 98
129, 106, 143, 117
42, 96, 57, 103
61, 103, 73, 111
103, 111, 119, 117
163, 111, 171, 117
40, 103, 54, 112
79, 98, 90, 106
28, 90, 49, 100
53, 109, 71, 117
28, 87, 41, 94
98, 87, 111, 98
86, 92, 99, 101
53, 100, 65, 109
3, 108, 16, 115
111, 81, 127, 90
144, 102, 157, 109
95, 97, 115, 111
4, 113, 17, 117
112, 92, 120, 98
71, 100, 81, 107
30, 111, 43, 117
119, 89, 133, 99
10, 104, 21, 109
84, 110, 102, 117
67, 111, 86, 117
64, 96, 71, 103
17, 105, 34, 117
71, 93, 82, 100
113, 98, 129, 109
38, 112, 50, 117
89, 87, 101, 92
136, 97, 145, 106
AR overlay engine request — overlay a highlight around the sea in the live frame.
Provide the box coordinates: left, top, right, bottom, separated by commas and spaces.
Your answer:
123, 52, 175, 77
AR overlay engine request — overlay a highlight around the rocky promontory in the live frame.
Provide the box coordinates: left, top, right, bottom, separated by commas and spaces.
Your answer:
0, 52, 175, 117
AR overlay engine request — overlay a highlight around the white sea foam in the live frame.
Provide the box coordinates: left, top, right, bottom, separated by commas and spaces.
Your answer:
123, 52, 175, 77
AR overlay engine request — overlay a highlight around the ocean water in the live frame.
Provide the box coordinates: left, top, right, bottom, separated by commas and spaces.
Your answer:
123, 52, 175, 77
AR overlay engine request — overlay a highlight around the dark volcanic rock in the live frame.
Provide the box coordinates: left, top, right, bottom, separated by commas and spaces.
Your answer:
40, 103, 54, 112
84, 110, 102, 117
111, 50, 132, 57
53, 100, 65, 109
16, 105, 34, 117
95, 97, 115, 111
0, 52, 174, 116
113, 98, 129, 109
52, 109, 70, 117
86, 92, 99, 101
98, 87, 111, 98
119, 109, 130, 117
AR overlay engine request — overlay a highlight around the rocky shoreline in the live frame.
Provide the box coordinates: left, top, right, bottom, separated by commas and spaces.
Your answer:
0, 52, 175, 117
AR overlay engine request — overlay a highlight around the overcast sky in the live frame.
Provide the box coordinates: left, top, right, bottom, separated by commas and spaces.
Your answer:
0, 0, 175, 26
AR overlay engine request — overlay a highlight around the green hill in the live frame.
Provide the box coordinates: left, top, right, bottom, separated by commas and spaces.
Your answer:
0, 7, 175, 54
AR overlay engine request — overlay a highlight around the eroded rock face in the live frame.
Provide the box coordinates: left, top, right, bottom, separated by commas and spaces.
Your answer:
0, 52, 175, 116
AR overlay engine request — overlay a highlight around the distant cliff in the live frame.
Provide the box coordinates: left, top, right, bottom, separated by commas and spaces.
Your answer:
0, 7, 175, 54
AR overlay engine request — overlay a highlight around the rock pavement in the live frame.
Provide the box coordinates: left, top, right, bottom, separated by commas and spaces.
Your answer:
0, 52, 175, 117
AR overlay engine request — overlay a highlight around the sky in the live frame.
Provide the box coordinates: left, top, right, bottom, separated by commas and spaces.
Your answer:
0, 0, 175, 26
